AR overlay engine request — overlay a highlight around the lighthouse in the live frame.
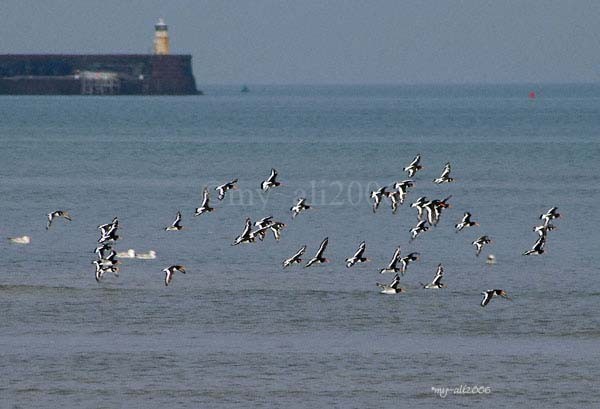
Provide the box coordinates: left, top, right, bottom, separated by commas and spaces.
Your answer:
153, 18, 170, 55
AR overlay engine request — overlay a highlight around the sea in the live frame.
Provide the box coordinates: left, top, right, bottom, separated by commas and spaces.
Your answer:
0, 85, 599, 408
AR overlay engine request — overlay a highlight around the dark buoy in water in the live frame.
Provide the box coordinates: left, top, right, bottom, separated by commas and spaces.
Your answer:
241, 85, 249, 93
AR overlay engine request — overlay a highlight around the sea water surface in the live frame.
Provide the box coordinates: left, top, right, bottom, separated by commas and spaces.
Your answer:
0, 85, 599, 408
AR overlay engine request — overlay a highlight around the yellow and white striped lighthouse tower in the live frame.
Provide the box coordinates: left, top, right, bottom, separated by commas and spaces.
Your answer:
153, 18, 170, 55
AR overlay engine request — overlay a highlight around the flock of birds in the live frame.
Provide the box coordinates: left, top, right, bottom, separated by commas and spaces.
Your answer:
12, 155, 561, 307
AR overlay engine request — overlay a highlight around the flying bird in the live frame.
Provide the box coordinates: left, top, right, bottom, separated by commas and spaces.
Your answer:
282, 245, 306, 268
261, 168, 281, 191
391, 179, 414, 205
370, 187, 387, 213
523, 235, 546, 256
254, 216, 273, 228
540, 207, 561, 224
305, 237, 329, 268
480, 289, 510, 307
46, 210, 72, 230
385, 190, 402, 214
232, 218, 253, 245
163, 265, 186, 286
403, 154, 422, 178
165, 211, 184, 231
94, 243, 112, 258
98, 217, 118, 231
422, 264, 446, 289
248, 224, 273, 242
345, 241, 369, 268
533, 223, 556, 237
98, 224, 119, 243
268, 221, 286, 240
472, 236, 492, 257
424, 195, 452, 226
291, 198, 311, 219
97, 249, 119, 267
411, 197, 428, 220
410, 220, 429, 240
253, 216, 274, 241
194, 187, 214, 216
423, 201, 441, 226
433, 162, 454, 184
455, 212, 479, 232
399, 252, 420, 275
393, 179, 415, 193
377, 274, 403, 294
380, 247, 402, 274
215, 179, 238, 200
93, 260, 119, 282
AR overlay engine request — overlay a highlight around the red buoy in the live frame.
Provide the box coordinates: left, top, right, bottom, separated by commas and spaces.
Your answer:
528, 91, 536, 99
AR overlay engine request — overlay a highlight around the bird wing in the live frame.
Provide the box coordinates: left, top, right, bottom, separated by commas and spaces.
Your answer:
399, 179, 414, 190
425, 205, 437, 225
387, 247, 401, 269
533, 235, 546, 252
473, 236, 486, 245
251, 225, 271, 239
304, 258, 316, 268
409, 154, 420, 167
440, 162, 451, 178
240, 218, 252, 237
267, 168, 277, 183
293, 245, 307, 260
431, 273, 443, 286
172, 211, 182, 227
386, 190, 399, 201
104, 224, 117, 237
441, 195, 452, 206
474, 242, 483, 256
408, 252, 420, 261
400, 258, 408, 273
480, 291, 492, 307
255, 216, 273, 227
201, 187, 210, 206
436, 264, 444, 276
353, 241, 366, 258
314, 237, 329, 259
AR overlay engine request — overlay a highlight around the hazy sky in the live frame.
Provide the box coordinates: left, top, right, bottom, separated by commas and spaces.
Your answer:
1, 0, 599, 84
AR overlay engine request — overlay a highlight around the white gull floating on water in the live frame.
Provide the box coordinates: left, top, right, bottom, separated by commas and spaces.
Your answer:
136, 250, 156, 260
116, 249, 136, 258
8, 235, 31, 244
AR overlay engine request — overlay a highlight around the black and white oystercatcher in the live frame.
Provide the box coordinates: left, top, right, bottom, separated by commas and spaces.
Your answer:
305, 237, 329, 268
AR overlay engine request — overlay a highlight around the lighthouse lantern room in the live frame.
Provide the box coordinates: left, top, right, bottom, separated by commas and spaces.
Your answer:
153, 18, 170, 55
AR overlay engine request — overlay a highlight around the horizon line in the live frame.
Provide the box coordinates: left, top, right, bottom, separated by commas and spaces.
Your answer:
200, 81, 600, 87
